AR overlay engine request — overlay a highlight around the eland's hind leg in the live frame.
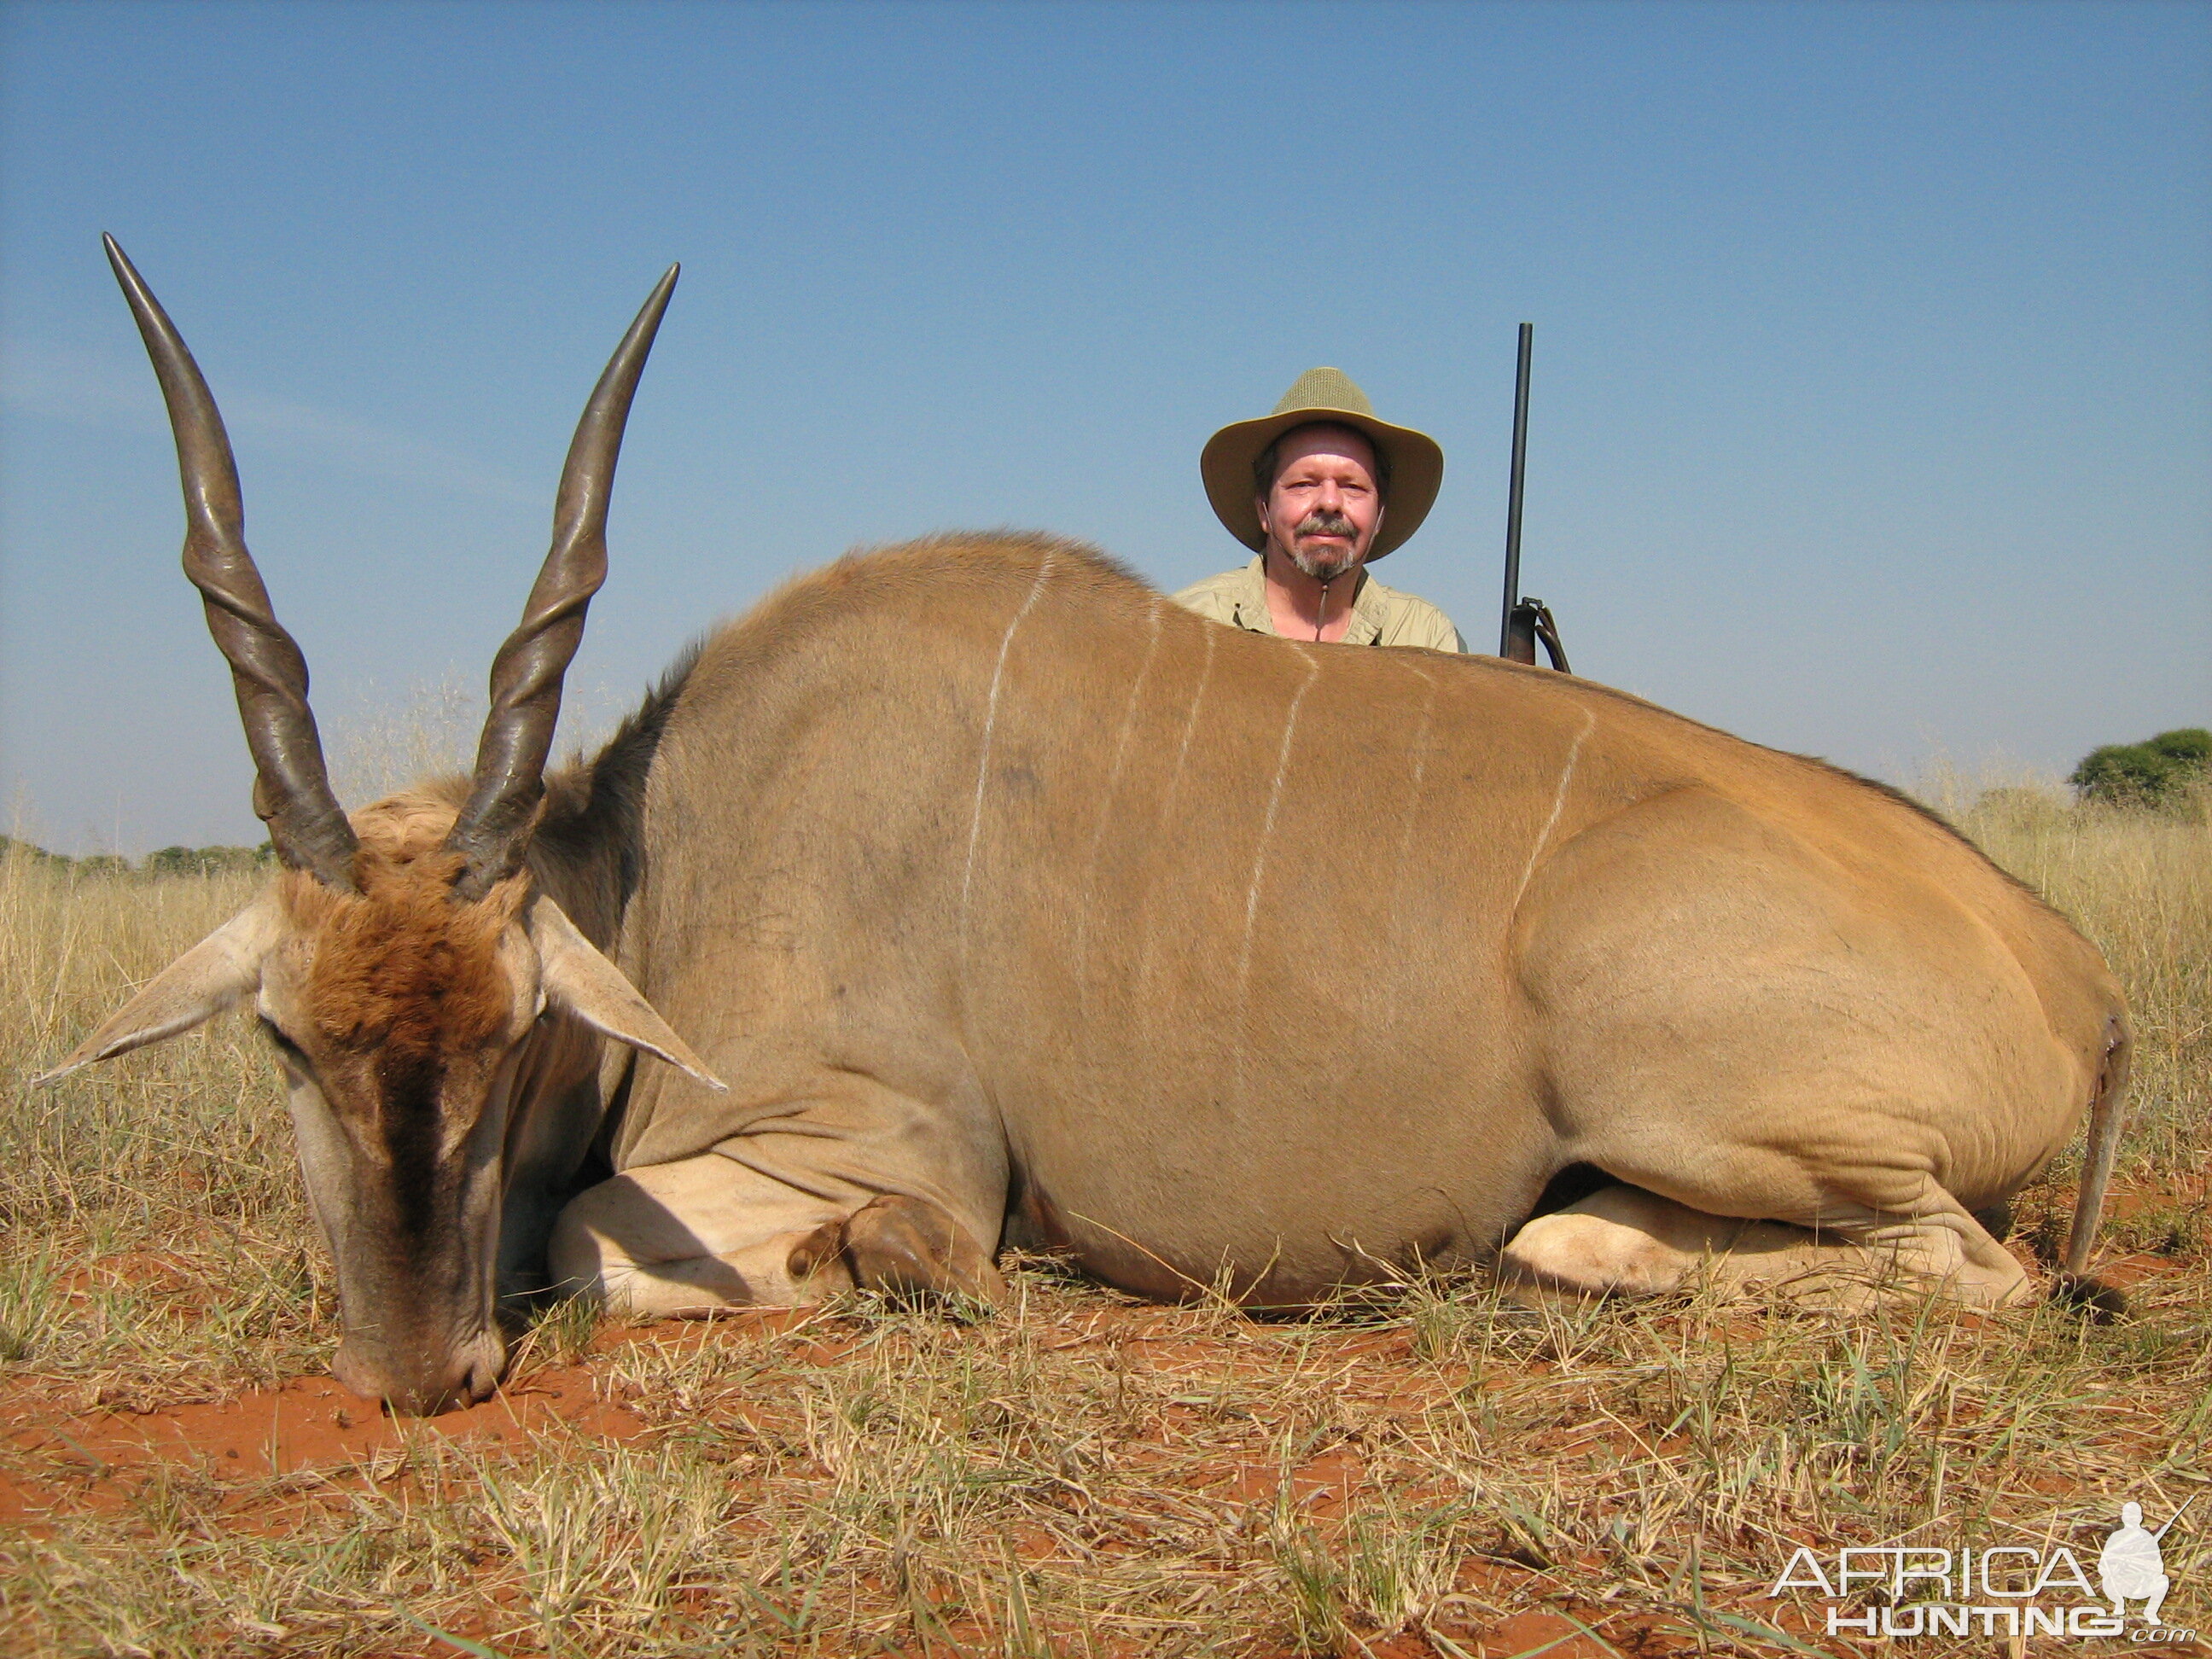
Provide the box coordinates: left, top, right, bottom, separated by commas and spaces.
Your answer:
1508, 786, 2083, 1312
1502, 1179, 2028, 1310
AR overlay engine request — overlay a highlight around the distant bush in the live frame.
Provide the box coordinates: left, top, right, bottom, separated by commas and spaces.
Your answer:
141, 844, 274, 878
2069, 728, 2210, 806
0, 835, 73, 869
0, 835, 276, 878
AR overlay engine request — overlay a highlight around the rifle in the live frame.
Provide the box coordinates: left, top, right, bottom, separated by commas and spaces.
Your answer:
1498, 323, 1571, 672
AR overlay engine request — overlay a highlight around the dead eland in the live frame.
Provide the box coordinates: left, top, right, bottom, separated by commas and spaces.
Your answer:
43, 241, 2131, 1414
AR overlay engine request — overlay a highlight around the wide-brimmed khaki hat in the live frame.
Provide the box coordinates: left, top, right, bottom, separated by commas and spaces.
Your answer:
1200, 366, 1444, 561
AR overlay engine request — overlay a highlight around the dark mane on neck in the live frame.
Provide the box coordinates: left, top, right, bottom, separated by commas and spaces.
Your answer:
528, 639, 704, 940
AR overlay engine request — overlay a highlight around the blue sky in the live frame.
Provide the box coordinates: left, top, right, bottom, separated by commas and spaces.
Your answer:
3, 0, 2206, 853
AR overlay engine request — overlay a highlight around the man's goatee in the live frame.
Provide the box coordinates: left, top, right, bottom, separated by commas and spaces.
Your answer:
1289, 511, 1360, 581
1290, 547, 1358, 581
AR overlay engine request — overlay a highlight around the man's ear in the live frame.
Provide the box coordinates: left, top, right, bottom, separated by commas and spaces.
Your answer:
527, 897, 726, 1091
35, 897, 282, 1084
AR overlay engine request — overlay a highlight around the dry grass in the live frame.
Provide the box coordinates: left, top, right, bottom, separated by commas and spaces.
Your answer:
2, 779, 2207, 1658
1939, 777, 2211, 1185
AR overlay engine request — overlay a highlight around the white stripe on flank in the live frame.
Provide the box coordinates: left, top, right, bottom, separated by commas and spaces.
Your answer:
1159, 621, 1217, 822
1125, 618, 1216, 1039
1382, 662, 1438, 907
960, 554, 1055, 942
1512, 707, 1597, 912
1372, 661, 1439, 1035
1071, 597, 1164, 989
1236, 649, 1322, 1003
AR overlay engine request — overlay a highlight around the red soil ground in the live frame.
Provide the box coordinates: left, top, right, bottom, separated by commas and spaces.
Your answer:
3, 1190, 2205, 1659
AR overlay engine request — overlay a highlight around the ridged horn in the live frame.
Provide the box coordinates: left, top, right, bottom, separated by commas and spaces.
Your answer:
104, 234, 360, 890
444, 265, 678, 901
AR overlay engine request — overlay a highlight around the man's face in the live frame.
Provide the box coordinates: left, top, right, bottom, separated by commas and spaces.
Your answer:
1256, 425, 1385, 583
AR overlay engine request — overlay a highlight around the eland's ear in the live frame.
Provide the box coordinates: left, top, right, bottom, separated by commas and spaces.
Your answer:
527, 897, 725, 1091
35, 897, 283, 1085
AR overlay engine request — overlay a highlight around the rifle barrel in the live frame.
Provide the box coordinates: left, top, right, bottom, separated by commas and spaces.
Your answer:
1499, 322, 1534, 655
2154, 1493, 2196, 1540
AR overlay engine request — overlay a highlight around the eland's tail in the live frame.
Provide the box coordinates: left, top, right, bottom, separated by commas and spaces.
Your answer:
2056, 1013, 2133, 1315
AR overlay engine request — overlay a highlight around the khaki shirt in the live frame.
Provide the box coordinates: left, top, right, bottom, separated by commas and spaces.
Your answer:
1173, 556, 1464, 652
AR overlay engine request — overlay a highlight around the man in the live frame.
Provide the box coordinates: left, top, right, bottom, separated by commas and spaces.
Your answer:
1175, 366, 1464, 650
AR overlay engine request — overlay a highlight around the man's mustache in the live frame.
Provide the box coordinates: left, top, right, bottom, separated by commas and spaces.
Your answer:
1295, 510, 1359, 540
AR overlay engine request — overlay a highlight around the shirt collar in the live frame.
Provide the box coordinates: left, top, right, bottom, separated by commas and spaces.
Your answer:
1231, 555, 1380, 643
1343, 573, 1388, 645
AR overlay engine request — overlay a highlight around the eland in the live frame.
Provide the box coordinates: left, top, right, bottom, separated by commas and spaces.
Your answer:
45, 239, 2131, 1413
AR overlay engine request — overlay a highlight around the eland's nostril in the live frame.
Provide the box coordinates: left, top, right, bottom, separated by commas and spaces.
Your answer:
331, 1333, 506, 1415
461, 1332, 508, 1404
331, 1341, 386, 1404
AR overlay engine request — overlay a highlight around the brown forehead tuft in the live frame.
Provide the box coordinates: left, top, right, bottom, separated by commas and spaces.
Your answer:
282, 820, 528, 1065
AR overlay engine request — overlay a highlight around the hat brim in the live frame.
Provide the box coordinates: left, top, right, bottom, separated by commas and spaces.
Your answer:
1200, 408, 1443, 561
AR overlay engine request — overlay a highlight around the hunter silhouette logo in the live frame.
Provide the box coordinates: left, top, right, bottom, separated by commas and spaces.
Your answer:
2101, 1499, 2190, 1628
1767, 1497, 2197, 1642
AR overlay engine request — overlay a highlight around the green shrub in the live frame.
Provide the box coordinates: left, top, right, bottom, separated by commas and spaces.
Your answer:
139, 842, 272, 877
2069, 727, 2211, 806
0, 835, 72, 869
0, 836, 276, 877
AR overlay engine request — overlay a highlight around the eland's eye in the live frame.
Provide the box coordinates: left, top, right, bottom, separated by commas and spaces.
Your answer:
259, 1016, 308, 1062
